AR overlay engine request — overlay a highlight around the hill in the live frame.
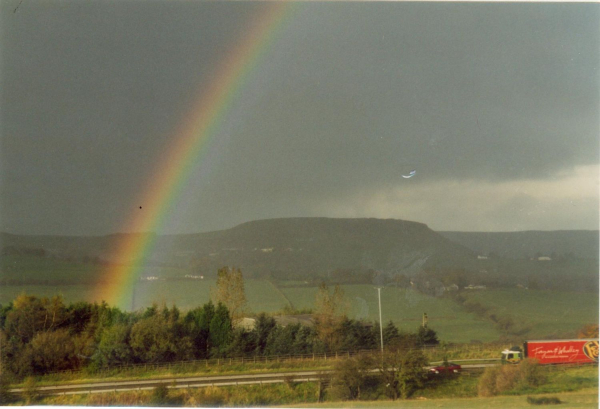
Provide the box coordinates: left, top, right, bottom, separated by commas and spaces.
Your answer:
1, 219, 597, 290
156, 218, 477, 280
439, 230, 599, 260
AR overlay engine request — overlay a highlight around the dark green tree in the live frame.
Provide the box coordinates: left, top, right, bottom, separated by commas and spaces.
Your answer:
93, 323, 134, 367
416, 326, 439, 346
209, 303, 232, 357
383, 321, 400, 345
253, 313, 276, 355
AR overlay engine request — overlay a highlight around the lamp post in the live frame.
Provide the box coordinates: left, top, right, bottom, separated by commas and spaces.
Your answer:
377, 287, 384, 356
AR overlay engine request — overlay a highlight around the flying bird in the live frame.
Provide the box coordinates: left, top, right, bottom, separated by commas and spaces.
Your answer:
402, 170, 416, 179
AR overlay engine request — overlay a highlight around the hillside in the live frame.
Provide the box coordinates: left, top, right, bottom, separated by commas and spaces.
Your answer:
156, 218, 477, 279
439, 230, 599, 260
2, 219, 598, 291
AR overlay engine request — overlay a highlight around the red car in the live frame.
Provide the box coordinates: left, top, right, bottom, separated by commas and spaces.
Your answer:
429, 362, 462, 375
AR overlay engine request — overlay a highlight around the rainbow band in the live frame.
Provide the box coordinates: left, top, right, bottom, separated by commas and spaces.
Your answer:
97, 3, 294, 308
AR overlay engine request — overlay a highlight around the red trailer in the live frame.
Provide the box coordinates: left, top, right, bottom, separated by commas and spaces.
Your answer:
502, 339, 598, 365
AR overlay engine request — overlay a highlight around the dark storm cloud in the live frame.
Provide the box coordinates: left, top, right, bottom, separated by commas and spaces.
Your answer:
215, 4, 598, 189
0, 1, 267, 234
1, 2, 598, 235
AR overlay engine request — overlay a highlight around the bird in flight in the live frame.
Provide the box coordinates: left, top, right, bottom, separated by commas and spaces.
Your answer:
402, 170, 416, 179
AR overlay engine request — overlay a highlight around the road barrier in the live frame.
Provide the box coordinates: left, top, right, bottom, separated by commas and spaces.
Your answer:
45, 343, 504, 377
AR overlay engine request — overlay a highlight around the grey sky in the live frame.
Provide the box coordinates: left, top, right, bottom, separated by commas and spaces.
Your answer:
1, 2, 598, 235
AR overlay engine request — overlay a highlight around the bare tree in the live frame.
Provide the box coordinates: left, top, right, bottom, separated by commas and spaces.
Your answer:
314, 283, 348, 351
211, 267, 247, 324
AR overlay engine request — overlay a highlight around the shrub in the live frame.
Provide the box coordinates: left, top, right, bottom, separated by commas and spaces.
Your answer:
330, 355, 374, 400
527, 396, 563, 405
478, 360, 546, 397
495, 365, 520, 392
87, 391, 147, 406
151, 384, 169, 405
22, 376, 39, 405
478, 366, 501, 397
185, 386, 228, 407
518, 359, 546, 387
0, 375, 13, 404
397, 350, 428, 399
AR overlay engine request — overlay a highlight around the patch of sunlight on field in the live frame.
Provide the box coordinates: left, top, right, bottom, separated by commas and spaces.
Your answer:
282, 284, 500, 343
285, 388, 599, 408
464, 289, 599, 338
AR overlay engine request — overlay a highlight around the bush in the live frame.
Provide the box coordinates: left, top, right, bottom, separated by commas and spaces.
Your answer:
397, 350, 428, 399
518, 359, 546, 387
185, 386, 228, 407
0, 375, 13, 404
22, 376, 39, 405
151, 384, 169, 405
86, 391, 147, 406
478, 366, 501, 397
527, 396, 563, 405
330, 355, 374, 400
478, 360, 546, 397
495, 365, 520, 392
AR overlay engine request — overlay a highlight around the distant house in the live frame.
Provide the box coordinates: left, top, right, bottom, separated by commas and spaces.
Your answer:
537, 256, 552, 261
236, 317, 257, 331
445, 284, 459, 291
464, 284, 486, 290
477, 255, 488, 260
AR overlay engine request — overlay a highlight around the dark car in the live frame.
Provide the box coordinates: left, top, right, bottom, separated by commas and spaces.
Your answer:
428, 362, 462, 376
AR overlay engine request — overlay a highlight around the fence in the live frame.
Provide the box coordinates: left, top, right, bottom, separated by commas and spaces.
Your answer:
46, 343, 505, 377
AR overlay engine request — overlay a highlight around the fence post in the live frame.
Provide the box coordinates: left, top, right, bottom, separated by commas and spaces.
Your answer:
324, 353, 327, 361
313, 353, 315, 361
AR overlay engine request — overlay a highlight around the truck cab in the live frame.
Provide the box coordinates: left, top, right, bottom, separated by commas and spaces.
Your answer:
501, 347, 523, 364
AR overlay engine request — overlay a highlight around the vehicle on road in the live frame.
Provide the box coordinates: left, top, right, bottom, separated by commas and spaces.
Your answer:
501, 339, 599, 365
428, 362, 462, 376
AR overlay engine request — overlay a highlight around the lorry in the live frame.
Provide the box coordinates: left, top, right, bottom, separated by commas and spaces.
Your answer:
501, 339, 598, 365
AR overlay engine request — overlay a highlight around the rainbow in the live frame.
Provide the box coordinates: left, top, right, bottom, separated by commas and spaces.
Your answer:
96, 3, 294, 308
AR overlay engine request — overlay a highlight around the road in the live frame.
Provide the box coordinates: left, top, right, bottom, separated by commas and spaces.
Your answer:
9, 364, 496, 396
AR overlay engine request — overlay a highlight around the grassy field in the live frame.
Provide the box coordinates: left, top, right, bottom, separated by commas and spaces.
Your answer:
32, 365, 599, 408
462, 289, 599, 338
281, 284, 501, 343
1, 269, 597, 343
287, 389, 598, 408
0, 254, 102, 283
0, 279, 290, 313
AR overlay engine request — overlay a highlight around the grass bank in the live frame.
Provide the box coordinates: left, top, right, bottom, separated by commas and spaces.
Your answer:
17, 364, 597, 407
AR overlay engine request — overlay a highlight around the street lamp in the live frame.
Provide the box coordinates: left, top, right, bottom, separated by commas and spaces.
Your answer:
376, 287, 384, 356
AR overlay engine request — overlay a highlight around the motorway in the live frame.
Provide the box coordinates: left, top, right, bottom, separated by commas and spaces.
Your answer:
9, 364, 497, 396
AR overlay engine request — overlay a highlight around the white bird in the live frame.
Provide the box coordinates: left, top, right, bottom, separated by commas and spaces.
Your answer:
402, 170, 416, 179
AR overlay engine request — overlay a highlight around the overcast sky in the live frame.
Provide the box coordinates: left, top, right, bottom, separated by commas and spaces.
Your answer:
1, 1, 598, 236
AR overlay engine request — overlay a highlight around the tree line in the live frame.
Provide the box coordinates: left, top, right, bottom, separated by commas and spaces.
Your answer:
0, 276, 438, 379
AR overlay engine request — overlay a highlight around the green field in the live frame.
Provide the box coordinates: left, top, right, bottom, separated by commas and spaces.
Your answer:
1, 270, 597, 344
462, 289, 599, 338
287, 389, 599, 408
0, 279, 290, 313
0, 254, 102, 283
280, 284, 500, 343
